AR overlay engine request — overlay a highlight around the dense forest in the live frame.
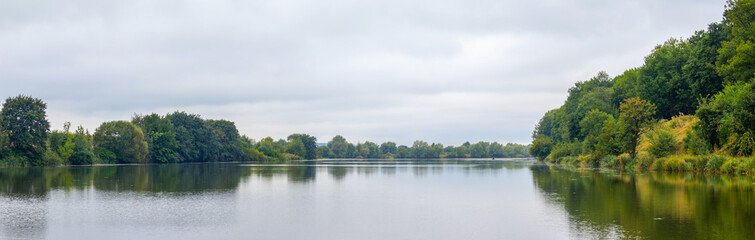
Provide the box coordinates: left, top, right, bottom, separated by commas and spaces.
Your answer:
0, 96, 529, 167
529, 0, 755, 173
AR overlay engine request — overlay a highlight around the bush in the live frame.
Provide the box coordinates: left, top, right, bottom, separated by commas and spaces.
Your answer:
635, 151, 654, 170
556, 156, 580, 165
737, 157, 755, 174
651, 157, 667, 171
579, 154, 599, 168
599, 155, 620, 169
0, 155, 28, 167
617, 153, 633, 169
648, 129, 678, 158
69, 151, 94, 165
704, 155, 727, 172
683, 129, 710, 155
728, 131, 755, 157
94, 147, 116, 164
43, 149, 63, 166
720, 158, 741, 173
548, 143, 574, 162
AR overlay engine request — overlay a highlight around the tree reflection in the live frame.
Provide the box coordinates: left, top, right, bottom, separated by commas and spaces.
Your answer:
531, 165, 755, 240
0, 164, 249, 195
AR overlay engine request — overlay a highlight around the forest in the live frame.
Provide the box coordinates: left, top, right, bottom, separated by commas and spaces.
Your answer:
0, 96, 529, 167
529, 0, 755, 173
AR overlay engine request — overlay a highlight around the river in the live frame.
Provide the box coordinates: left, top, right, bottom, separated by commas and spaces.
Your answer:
0, 160, 753, 239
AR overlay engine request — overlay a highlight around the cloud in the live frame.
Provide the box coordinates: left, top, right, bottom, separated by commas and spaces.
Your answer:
0, 0, 725, 145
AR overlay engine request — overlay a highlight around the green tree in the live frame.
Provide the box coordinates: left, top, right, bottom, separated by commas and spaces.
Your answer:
395, 145, 412, 158
317, 145, 331, 158
619, 98, 657, 158
132, 113, 182, 163
285, 138, 306, 158
166, 112, 219, 162
430, 143, 444, 158
685, 23, 731, 99
207, 120, 244, 161
637, 39, 694, 119
529, 135, 553, 160
595, 116, 623, 156
0, 95, 50, 165
93, 121, 149, 163
411, 140, 431, 158
579, 110, 612, 154
488, 142, 504, 158
287, 134, 317, 160
327, 135, 351, 158
380, 142, 397, 155
717, 0, 755, 83
256, 137, 281, 158
69, 126, 95, 165
362, 141, 380, 159
469, 142, 490, 158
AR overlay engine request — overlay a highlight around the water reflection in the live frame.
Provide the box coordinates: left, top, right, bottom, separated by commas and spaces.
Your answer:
0, 159, 559, 240
0, 164, 249, 196
531, 165, 755, 240
241, 159, 530, 183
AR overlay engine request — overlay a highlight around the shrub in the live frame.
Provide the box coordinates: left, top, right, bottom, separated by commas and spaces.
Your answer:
681, 157, 695, 171
579, 154, 600, 168
651, 157, 668, 171
69, 151, 94, 165
683, 129, 710, 155
648, 129, 678, 158
557, 156, 580, 165
705, 155, 727, 172
599, 155, 620, 169
43, 149, 63, 166
635, 151, 654, 170
548, 143, 576, 162
617, 153, 633, 169
720, 158, 741, 173
728, 132, 755, 157
737, 157, 755, 174
94, 147, 116, 164
0, 155, 28, 167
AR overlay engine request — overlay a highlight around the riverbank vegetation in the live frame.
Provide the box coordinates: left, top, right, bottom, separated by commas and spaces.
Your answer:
0, 96, 529, 167
529, 0, 755, 174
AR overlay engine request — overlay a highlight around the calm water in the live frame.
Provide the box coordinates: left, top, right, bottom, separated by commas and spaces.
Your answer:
0, 160, 754, 239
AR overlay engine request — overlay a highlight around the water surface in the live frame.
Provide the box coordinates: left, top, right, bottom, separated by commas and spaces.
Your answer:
0, 160, 753, 239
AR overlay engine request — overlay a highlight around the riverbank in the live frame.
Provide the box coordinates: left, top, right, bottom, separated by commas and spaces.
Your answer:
549, 152, 755, 174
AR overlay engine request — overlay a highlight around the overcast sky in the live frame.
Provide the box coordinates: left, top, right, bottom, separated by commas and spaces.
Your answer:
0, 0, 726, 145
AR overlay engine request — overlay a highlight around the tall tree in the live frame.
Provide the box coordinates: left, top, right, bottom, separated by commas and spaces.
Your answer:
208, 119, 244, 161
717, 0, 755, 83
93, 121, 149, 163
327, 135, 351, 158
287, 134, 317, 159
166, 112, 219, 162
380, 142, 397, 155
132, 113, 182, 163
618, 98, 657, 158
284, 138, 306, 158
0, 95, 50, 165
637, 38, 694, 119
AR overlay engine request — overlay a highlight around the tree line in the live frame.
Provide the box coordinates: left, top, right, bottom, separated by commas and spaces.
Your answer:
319, 135, 529, 159
529, 0, 755, 172
0, 96, 529, 167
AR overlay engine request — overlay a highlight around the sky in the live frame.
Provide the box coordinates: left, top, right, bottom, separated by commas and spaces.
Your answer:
0, 0, 726, 146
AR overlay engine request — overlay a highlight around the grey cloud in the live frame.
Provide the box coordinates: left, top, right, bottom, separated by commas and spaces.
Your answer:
0, 0, 725, 144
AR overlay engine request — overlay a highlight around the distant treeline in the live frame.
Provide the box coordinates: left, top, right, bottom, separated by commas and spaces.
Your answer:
0, 96, 529, 167
318, 135, 529, 159
529, 0, 755, 173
